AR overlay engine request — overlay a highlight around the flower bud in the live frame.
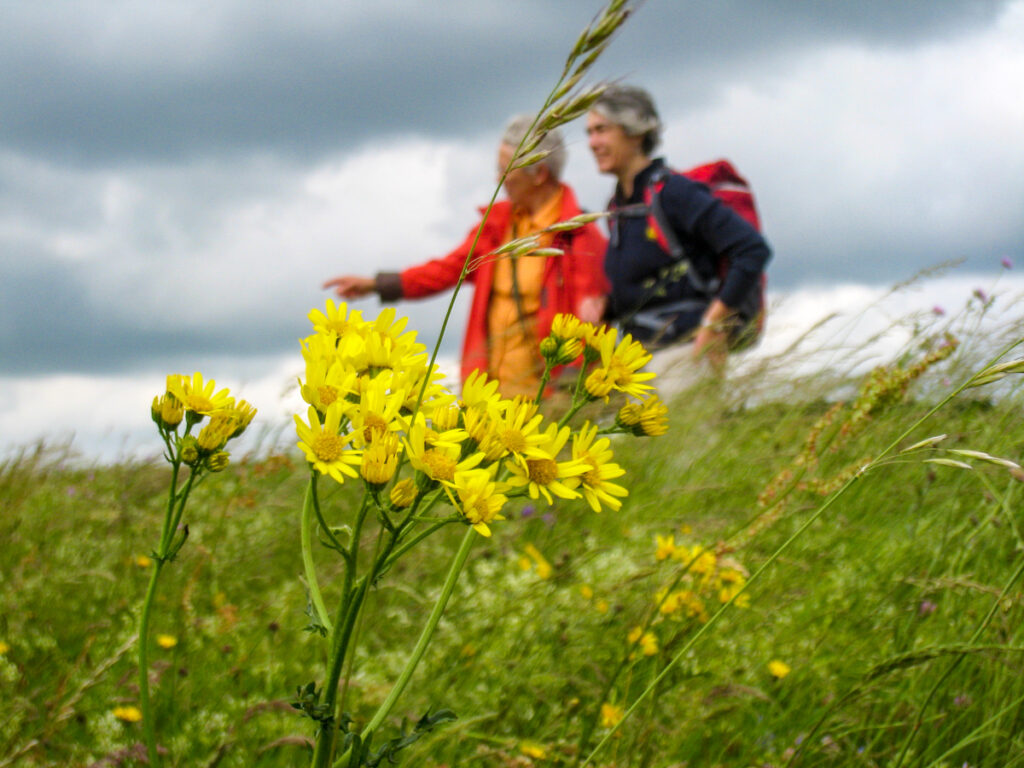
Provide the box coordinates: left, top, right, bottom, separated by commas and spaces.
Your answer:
179, 436, 200, 465
207, 451, 230, 472
160, 394, 184, 429
390, 478, 418, 508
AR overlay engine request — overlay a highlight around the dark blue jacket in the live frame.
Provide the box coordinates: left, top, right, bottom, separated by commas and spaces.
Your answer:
605, 158, 771, 326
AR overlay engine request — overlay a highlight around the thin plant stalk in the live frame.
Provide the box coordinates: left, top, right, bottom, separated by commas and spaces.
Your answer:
581, 339, 1024, 767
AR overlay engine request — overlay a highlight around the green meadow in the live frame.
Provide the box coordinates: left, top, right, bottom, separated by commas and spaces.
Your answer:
2, 284, 1023, 768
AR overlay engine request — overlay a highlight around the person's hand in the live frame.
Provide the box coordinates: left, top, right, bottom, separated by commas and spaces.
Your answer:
576, 295, 607, 325
691, 298, 731, 374
692, 324, 728, 373
322, 275, 375, 299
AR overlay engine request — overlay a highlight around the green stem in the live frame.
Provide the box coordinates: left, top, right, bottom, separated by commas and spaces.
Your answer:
311, 578, 370, 768
301, 477, 333, 632
358, 528, 476, 739
137, 558, 165, 768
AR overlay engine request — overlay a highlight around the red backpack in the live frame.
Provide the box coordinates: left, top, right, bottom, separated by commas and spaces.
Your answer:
643, 159, 767, 344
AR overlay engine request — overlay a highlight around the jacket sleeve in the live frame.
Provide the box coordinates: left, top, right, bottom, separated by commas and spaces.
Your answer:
662, 177, 771, 310
396, 221, 488, 300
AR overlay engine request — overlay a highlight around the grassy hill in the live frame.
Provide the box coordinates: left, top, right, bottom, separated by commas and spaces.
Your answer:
2, 296, 1023, 768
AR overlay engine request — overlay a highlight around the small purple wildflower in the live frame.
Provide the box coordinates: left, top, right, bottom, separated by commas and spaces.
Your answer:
520, 504, 536, 519
973, 288, 989, 303
1001, 256, 1013, 270
918, 600, 937, 616
954, 694, 972, 708
932, 305, 945, 316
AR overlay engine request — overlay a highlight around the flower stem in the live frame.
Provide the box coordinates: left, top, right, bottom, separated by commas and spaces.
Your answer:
301, 477, 332, 632
359, 527, 476, 739
137, 558, 164, 768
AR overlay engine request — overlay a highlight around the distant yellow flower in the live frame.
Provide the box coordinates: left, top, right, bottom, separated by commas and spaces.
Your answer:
156, 635, 177, 649
580, 584, 594, 600
520, 741, 548, 759
523, 543, 552, 579
596, 599, 609, 614
655, 534, 676, 561
166, 372, 234, 417
135, 555, 152, 568
600, 702, 624, 728
0, 641, 9, 655
768, 659, 791, 679
113, 705, 143, 723
628, 627, 659, 657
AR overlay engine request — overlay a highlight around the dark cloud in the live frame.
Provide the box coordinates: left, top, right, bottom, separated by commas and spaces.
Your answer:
0, 1, 1012, 165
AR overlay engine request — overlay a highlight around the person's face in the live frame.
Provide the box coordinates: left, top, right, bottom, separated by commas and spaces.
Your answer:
497, 142, 540, 208
586, 110, 644, 176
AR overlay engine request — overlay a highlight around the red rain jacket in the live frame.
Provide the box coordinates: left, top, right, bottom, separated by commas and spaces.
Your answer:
396, 184, 608, 383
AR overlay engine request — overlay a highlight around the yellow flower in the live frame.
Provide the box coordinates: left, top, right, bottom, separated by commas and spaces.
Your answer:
595, 331, 657, 399
446, 468, 507, 537
628, 627, 658, 656
505, 423, 587, 504
520, 741, 548, 759
308, 299, 366, 338
406, 414, 484, 485
156, 635, 178, 649
347, 377, 408, 449
490, 396, 547, 465
135, 555, 152, 568
596, 599, 609, 614
523, 543, 552, 579
0, 641, 9, 655
768, 659, 791, 679
634, 393, 669, 437
458, 370, 502, 412
197, 410, 242, 452
600, 702, 624, 729
572, 422, 628, 512
654, 534, 676, 561
294, 405, 361, 484
166, 373, 234, 417
113, 705, 143, 723
580, 584, 594, 600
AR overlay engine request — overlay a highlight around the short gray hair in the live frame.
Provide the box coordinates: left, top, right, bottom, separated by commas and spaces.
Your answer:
592, 85, 662, 155
501, 114, 566, 181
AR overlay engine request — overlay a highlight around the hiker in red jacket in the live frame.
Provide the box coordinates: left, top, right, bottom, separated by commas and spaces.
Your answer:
586, 85, 771, 372
324, 116, 608, 398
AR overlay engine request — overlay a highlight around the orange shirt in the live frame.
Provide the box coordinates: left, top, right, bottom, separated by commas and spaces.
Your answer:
487, 189, 563, 398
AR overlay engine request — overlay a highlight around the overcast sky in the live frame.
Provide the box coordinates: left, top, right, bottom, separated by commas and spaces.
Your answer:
2, 0, 1023, 459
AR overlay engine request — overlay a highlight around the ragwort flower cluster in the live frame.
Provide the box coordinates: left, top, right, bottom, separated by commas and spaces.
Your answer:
152, 372, 257, 472
294, 303, 667, 536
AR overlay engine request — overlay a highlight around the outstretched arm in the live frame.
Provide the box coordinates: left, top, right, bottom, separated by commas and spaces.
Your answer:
322, 275, 376, 299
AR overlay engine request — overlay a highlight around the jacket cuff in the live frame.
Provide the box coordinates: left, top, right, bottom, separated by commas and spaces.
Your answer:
375, 272, 404, 302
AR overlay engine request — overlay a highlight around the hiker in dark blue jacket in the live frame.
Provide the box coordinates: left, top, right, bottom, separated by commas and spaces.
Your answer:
586, 85, 771, 371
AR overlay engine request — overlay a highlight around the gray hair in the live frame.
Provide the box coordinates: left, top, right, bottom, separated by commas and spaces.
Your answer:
501, 114, 566, 181
592, 85, 662, 155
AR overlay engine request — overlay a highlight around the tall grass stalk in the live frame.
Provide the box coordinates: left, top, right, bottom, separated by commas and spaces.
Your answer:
581, 338, 1024, 767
